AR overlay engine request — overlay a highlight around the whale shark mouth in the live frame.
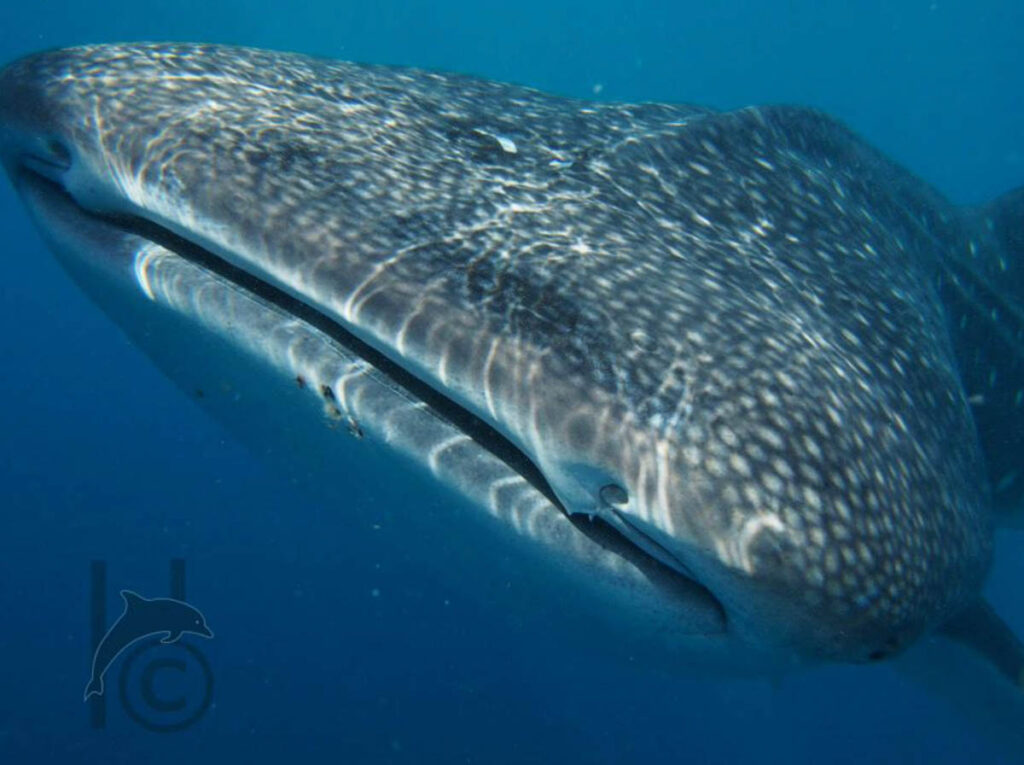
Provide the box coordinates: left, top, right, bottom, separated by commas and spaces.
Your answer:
20, 165, 560, 501
13, 161, 724, 620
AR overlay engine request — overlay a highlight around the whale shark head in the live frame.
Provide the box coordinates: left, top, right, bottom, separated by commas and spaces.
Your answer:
0, 43, 997, 667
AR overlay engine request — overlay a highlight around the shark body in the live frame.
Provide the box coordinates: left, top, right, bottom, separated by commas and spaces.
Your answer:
0, 44, 1021, 687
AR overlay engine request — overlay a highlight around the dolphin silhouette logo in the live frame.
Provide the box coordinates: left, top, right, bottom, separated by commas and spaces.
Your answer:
84, 589, 213, 701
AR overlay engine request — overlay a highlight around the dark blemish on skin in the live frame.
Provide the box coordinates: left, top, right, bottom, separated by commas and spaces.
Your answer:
325, 404, 342, 420
296, 375, 306, 388
320, 384, 336, 401
347, 418, 364, 438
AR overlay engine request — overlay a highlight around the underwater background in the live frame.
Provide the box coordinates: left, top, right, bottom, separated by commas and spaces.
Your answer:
0, 1, 1022, 762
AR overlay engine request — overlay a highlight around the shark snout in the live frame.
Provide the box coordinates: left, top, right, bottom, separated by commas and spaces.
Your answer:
0, 52, 71, 175
0, 50, 124, 217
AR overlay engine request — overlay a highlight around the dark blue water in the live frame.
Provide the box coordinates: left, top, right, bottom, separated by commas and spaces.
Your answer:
1, 2, 1022, 762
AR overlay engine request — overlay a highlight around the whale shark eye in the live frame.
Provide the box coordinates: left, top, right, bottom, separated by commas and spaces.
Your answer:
599, 484, 629, 508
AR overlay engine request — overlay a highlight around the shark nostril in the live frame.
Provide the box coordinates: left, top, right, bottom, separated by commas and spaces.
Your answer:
44, 137, 72, 168
19, 136, 73, 181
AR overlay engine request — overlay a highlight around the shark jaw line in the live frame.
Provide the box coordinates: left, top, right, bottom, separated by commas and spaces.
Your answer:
15, 161, 727, 625
15, 162, 559, 498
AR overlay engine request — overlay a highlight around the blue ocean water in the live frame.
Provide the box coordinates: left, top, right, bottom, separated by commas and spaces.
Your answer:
0, 1, 1022, 762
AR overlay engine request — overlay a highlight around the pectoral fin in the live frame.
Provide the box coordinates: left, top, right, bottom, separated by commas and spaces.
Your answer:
893, 599, 1024, 757
937, 598, 1024, 689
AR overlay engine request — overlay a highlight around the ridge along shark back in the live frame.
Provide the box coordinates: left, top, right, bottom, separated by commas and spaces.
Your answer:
0, 42, 1022, 742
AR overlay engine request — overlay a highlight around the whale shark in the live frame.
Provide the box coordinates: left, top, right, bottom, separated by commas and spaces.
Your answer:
0, 43, 1022, 707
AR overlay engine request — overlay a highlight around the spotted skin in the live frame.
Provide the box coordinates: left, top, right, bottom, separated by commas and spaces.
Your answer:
937, 186, 1024, 517
0, 44, 1008, 663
